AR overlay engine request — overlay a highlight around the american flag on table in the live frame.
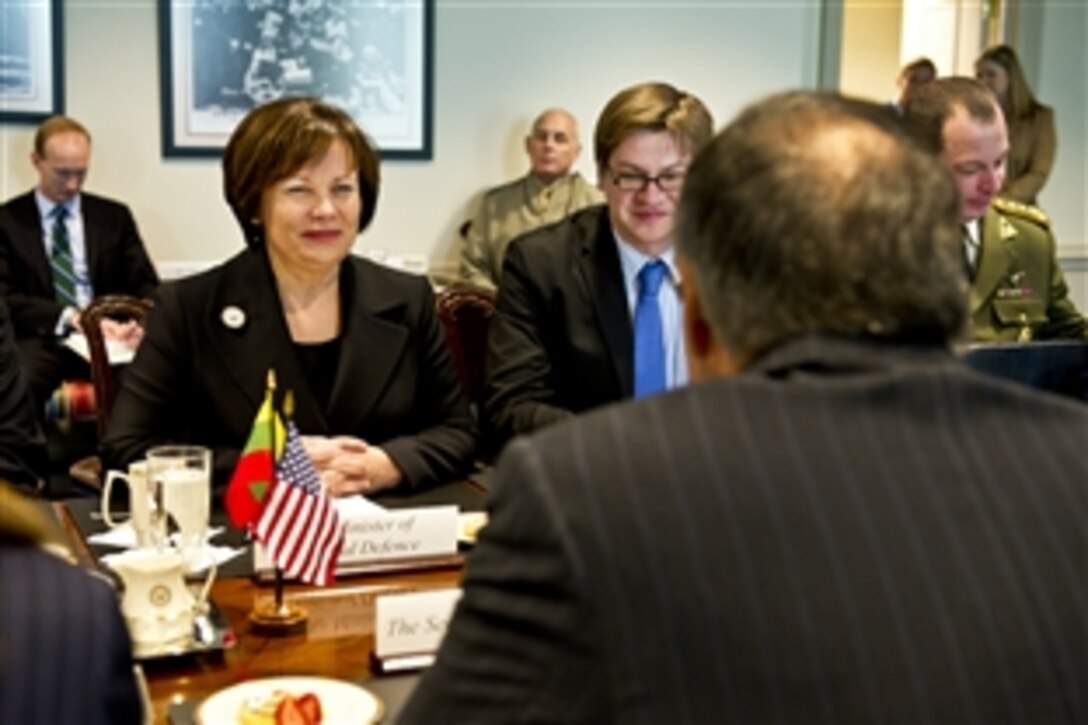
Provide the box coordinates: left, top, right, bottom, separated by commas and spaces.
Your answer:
254, 421, 345, 586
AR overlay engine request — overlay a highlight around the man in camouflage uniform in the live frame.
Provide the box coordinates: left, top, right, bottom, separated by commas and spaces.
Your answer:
904, 77, 1085, 342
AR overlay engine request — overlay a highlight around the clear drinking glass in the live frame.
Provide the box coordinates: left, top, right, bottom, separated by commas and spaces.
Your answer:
146, 445, 211, 568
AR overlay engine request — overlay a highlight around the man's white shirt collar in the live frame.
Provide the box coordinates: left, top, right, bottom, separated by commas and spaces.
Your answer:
613, 235, 681, 300
34, 189, 82, 220
963, 218, 981, 268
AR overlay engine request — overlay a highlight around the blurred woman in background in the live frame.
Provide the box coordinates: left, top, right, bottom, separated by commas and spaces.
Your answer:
975, 44, 1056, 205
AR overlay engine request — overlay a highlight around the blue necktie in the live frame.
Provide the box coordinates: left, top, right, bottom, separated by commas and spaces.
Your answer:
50, 205, 78, 308
633, 260, 667, 398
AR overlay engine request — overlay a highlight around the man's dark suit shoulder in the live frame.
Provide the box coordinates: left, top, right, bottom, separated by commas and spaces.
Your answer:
503, 203, 608, 273
483, 203, 627, 450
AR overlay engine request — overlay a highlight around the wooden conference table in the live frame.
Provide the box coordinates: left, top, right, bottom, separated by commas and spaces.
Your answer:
51, 478, 488, 724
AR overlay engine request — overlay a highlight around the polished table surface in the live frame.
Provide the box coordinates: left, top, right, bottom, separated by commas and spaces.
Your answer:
52, 478, 486, 724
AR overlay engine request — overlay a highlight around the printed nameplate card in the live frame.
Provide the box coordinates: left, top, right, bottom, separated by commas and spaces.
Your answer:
254, 505, 459, 576
373, 588, 462, 672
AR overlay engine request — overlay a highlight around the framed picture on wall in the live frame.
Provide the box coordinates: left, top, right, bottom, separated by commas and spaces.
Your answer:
0, 0, 64, 123
158, 0, 434, 159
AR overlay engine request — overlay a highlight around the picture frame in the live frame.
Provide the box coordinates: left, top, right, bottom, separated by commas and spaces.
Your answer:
0, 0, 64, 123
158, 0, 434, 159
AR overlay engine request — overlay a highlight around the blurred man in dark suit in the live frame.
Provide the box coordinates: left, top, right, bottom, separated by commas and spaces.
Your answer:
0, 115, 159, 407
0, 296, 46, 492
0, 482, 143, 723
0, 297, 46, 491
403, 92, 1087, 723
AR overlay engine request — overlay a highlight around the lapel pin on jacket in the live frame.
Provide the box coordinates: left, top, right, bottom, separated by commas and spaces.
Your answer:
221, 306, 246, 330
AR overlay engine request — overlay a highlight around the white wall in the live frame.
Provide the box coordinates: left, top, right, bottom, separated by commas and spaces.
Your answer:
0, 0, 822, 275
839, 0, 901, 102
900, 0, 983, 77
1020, 0, 1088, 310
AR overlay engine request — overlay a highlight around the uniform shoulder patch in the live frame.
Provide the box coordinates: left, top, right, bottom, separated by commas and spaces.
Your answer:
992, 197, 1051, 229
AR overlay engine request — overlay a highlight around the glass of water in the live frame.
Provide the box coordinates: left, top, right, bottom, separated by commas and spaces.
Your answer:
146, 445, 212, 569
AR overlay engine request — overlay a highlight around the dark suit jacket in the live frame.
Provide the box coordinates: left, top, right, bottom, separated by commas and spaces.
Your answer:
404, 335, 1088, 723
0, 190, 159, 338
102, 247, 475, 491
0, 190, 159, 401
0, 486, 141, 724
0, 298, 46, 490
484, 205, 633, 450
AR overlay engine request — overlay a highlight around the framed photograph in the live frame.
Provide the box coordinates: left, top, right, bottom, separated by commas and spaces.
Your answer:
158, 0, 434, 159
0, 0, 64, 123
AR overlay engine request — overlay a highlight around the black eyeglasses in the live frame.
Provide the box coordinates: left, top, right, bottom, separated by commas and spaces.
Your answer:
609, 169, 686, 193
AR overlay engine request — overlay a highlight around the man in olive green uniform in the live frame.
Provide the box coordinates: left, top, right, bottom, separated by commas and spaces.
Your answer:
459, 108, 603, 292
904, 77, 1086, 341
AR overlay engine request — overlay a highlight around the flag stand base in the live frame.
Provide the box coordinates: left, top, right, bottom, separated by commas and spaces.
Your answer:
248, 600, 308, 636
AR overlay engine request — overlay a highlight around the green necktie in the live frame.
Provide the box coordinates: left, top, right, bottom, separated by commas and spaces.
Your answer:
50, 205, 77, 308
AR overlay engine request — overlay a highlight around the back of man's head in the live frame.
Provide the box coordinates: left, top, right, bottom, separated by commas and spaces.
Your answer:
677, 91, 966, 364
900, 76, 1000, 154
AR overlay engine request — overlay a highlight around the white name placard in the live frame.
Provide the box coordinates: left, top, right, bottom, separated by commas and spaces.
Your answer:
374, 587, 462, 660
254, 505, 459, 574
340, 505, 458, 564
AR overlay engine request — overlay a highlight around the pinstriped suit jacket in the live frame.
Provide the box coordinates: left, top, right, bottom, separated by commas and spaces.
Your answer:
0, 544, 142, 723
403, 335, 1088, 723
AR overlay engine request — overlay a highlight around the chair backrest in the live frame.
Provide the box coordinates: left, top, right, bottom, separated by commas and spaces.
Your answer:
80, 295, 154, 438
435, 288, 495, 407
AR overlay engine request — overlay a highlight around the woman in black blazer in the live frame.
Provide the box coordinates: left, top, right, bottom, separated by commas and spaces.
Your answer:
103, 98, 475, 493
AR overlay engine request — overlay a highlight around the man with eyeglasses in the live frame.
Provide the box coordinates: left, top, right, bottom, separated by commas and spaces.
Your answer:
459, 108, 603, 293
483, 82, 713, 454
0, 115, 159, 409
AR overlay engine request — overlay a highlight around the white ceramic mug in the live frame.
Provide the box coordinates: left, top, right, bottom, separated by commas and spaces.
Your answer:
100, 461, 153, 548
146, 445, 212, 565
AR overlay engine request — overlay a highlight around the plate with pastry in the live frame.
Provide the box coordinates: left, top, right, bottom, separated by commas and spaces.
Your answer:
197, 676, 383, 724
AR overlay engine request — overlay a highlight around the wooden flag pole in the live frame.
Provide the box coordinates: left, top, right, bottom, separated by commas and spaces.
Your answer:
249, 377, 307, 635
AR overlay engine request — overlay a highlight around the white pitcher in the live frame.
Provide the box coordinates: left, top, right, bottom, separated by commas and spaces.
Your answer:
105, 548, 216, 657
101, 461, 153, 548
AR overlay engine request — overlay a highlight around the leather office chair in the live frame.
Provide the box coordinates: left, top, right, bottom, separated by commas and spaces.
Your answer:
69, 295, 153, 489
435, 287, 495, 409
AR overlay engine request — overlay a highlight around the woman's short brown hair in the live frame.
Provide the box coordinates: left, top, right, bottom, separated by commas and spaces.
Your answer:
223, 97, 381, 246
594, 82, 714, 172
